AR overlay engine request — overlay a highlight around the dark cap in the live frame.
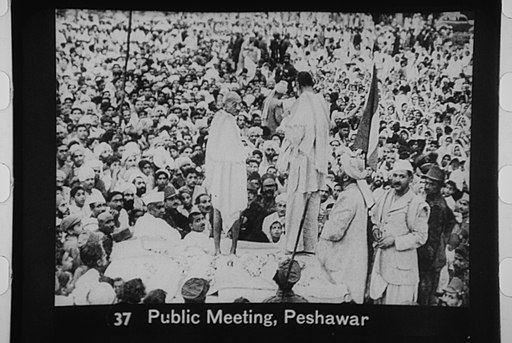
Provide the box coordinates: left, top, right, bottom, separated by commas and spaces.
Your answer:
60, 214, 82, 232
455, 244, 469, 261
275, 259, 302, 284
181, 278, 210, 301
422, 164, 445, 183
163, 185, 178, 200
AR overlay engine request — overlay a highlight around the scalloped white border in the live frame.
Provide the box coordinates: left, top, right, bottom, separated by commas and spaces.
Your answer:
500, 2, 512, 341
0, 0, 13, 342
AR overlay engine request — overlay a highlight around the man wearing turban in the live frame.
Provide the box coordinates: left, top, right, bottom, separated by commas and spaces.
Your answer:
316, 153, 374, 304
261, 80, 288, 135
204, 91, 249, 255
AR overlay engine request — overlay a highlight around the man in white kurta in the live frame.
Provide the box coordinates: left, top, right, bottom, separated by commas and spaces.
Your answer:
277, 71, 330, 254
316, 153, 374, 304
204, 91, 248, 255
132, 192, 182, 243
369, 159, 430, 305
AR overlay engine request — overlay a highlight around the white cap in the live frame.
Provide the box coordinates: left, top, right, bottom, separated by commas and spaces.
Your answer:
391, 159, 414, 173
86, 192, 106, 206
143, 191, 164, 205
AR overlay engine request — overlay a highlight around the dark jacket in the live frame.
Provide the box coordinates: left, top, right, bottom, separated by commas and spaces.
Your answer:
418, 192, 456, 272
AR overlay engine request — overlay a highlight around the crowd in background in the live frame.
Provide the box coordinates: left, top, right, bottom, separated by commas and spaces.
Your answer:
55, 10, 471, 306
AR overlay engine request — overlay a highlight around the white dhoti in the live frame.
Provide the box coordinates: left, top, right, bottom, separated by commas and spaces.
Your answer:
205, 109, 248, 232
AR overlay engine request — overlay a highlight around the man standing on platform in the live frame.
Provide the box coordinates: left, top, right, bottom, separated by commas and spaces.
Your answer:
277, 71, 330, 254
369, 159, 430, 304
204, 91, 248, 255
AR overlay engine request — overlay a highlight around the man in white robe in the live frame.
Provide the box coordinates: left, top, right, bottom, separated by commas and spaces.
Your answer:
204, 91, 248, 255
277, 71, 330, 254
132, 192, 181, 243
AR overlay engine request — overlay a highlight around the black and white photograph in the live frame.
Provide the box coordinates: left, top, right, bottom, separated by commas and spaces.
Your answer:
53, 10, 473, 307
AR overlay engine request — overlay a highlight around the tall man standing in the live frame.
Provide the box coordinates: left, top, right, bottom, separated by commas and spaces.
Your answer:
316, 153, 374, 304
418, 165, 456, 305
277, 71, 330, 254
204, 91, 248, 255
369, 159, 430, 305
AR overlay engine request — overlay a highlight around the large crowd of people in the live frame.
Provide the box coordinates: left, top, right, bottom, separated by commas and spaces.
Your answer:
55, 10, 471, 307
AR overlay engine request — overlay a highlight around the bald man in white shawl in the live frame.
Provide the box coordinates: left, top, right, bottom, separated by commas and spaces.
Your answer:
316, 153, 375, 304
205, 91, 249, 255
276, 71, 330, 254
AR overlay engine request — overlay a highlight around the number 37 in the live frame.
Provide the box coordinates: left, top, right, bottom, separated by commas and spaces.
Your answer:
113, 312, 132, 326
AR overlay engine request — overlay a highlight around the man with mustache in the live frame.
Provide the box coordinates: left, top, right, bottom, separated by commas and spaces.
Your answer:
369, 159, 430, 305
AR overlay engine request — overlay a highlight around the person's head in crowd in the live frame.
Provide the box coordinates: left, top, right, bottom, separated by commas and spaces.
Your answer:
56, 193, 70, 219
131, 175, 147, 197
195, 193, 212, 215
79, 236, 108, 272
143, 289, 167, 304
188, 208, 207, 233
252, 113, 262, 127
236, 114, 247, 130
453, 243, 470, 275
183, 167, 199, 189
57, 143, 69, 163
246, 157, 260, 175
118, 278, 146, 304
247, 127, 263, 146
438, 277, 465, 307
384, 151, 397, 170
70, 144, 86, 168
78, 166, 96, 193
178, 187, 193, 209
332, 182, 343, 200
144, 191, 166, 219
233, 297, 250, 303
275, 192, 287, 218
121, 184, 136, 211
273, 258, 302, 292
97, 212, 115, 236
138, 159, 154, 177
269, 221, 284, 243
320, 185, 332, 203
154, 168, 171, 191
107, 191, 124, 213
390, 159, 414, 196
252, 149, 263, 164
423, 165, 445, 197
164, 185, 181, 211
181, 277, 210, 303
87, 192, 107, 218
75, 123, 90, 143
70, 107, 84, 124
260, 174, 277, 200
441, 154, 452, 168
56, 169, 67, 189
454, 192, 470, 216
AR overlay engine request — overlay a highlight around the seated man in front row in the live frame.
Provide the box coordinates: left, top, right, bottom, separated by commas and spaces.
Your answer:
132, 191, 181, 243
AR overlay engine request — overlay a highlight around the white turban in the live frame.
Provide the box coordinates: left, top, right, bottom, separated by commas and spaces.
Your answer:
274, 80, 288, 94
340, 153, 375, 208
275, 192, 288, 204
93, 142, 112, 158
77, 167, 95, 182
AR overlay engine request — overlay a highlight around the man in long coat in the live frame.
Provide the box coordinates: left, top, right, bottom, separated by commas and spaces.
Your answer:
277, 71, 330, 254
369, 159, 430, 305
316, 153, 374, 304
